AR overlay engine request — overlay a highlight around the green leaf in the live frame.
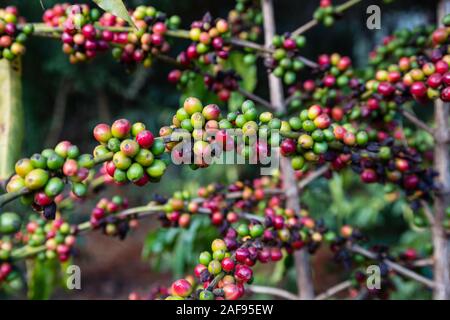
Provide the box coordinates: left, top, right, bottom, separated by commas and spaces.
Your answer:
228, 91, 244, 111
180, 73, 219, 106
225, 52, 257, 92
93, 0, 135, 28
27, 259, 60, 300
0, 59, 23, 180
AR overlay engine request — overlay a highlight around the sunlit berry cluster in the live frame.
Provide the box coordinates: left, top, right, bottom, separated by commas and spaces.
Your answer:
106, 6, 179, 68
44, 3, 108, 63
266, 34, 307, 85
184, 14, 230, 65
0, 6, 32, 60
313, 0, 337, 27
24, 215, 75, 262
89, 196, 137, 239
228, 0, 262, 41
94, 119, 168, 185
7, 141, 95, 218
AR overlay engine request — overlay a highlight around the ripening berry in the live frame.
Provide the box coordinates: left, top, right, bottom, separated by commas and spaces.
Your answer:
360, 168, 377, 183
6, 175, 25, 193
113, 151, 132, 170
410, 82, 427, 98
171, 279, 193, 297
126, 163, 144, 182
343, 132, 356, 146
120, 139, 140, 157
184, 97, 203, 115
111, 119, 131, 139
136, 130, 154, 149
34, 192, 53, 206
216, 19, 228, 33
208, 260, 222, 275
211, 239, 227, 252
44, 177, 64, 197
341, 225, 353, 237
280, 139, 296, 156
0, 212, 21, 234
63, 159, 78, 177
146, 159, 166, 178
24, 169, 49, 190
222, 284, 240, 300
234, 264, 252, 282
93, 123, 112, 143
221, 257, 235, 272
202, 104, 221, 121
15, 159, 34, 178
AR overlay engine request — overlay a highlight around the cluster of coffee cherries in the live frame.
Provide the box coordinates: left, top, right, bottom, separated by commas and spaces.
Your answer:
0, 6, 32, 61
368, 50, 450, 103
184, 14, 230, 65
23, 215, 75, 262
105, 6, 180, 68
228, 0, 262, 42
162, 97, 225, 168
163, 219, 357, 300
203, 70, 240, 101
94, 119, 168, 185
286, 53, 355, 110
363, 15, 450, 102
6, 141, 96, 219
44, 3, 109, 63
266, 33, 307, 85
89, 196, 137, 240
350, 268, 394, 299
313, 0, 338, 27
368, 25, 435, 69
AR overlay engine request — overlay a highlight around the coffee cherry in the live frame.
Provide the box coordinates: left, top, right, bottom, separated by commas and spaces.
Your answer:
44, 177, 64, 197
146, 159, 166, 178
171, 279, 192, 297
136, 130, 154, 148
199, 290, 215, 300
111, 119, 131, 139
360, 169, 378, 183
0, 212, 21, 234
199, 251, 212, 266
120, 139, 140, 157
211, 239, 227, 252
127, 163, 144, 182
234, 264, 252, 282
221, 257, 235, 272
208, 260, 222, 275
24, 169, 49, 190
113, 151, 132, 170
184, 97, 203, 115
280, 139, 296, 156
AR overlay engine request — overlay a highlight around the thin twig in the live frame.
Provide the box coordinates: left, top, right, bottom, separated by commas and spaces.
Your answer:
400, 109, 435, 137
237, 87, 276, 110
420, 200, 436, 226
350, 244, 435, 289
298, 166, 329, 189
315, 280, 352, 300
292, 0, 363, 36
230, 38, 273, 54
248, 285, 299, 300
412, 258, 434, 268
292, 20, 318, 37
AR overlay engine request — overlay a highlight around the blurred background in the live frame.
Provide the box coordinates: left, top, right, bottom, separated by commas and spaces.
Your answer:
0, 0, 440, 299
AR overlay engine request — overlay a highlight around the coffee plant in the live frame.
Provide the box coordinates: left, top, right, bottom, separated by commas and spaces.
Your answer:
0, 0, 448, 300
